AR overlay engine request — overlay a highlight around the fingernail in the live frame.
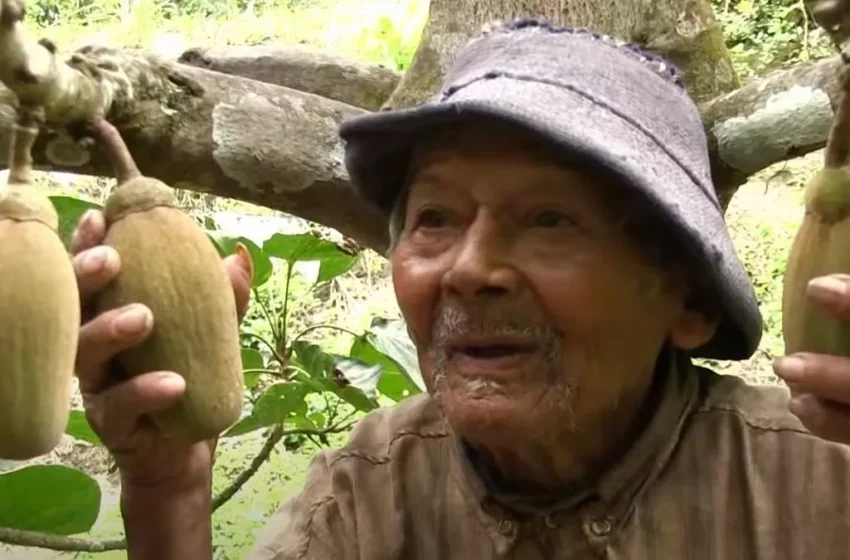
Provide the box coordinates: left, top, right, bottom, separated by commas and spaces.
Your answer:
114, 306, 152, 337
80, 247, 107, 274
774, 356, 806, 381
808, 276, 847, 304
235, 243, 254, 279
156, 372, 185, 392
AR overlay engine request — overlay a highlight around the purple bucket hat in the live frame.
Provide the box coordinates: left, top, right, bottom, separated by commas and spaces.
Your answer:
337, 18, 763, 361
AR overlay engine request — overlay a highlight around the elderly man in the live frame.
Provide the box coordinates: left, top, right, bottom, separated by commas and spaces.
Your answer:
71, 18, 850, 559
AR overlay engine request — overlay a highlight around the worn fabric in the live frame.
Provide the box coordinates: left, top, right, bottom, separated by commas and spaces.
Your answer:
247, 350, 850, 560
337, 19, 762, 361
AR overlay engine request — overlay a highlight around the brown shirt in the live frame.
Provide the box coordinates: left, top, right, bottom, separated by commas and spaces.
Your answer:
247, 350, 850, 559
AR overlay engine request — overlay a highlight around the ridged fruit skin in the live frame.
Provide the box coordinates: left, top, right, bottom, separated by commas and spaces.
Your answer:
783, 167, 850, 358
95, 177, 243, 443
0, 187, 80, 460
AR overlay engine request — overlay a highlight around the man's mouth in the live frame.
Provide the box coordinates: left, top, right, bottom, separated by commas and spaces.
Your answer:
446, 335, 539, 375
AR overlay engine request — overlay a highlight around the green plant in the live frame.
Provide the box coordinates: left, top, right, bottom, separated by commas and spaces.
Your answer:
0, 194, 423, 553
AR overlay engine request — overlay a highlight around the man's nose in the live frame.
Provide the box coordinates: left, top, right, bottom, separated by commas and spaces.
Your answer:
441, 214, 521, 299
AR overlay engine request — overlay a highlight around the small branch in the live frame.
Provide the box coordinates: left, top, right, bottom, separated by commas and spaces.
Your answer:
211, 423, 354, 512
242, 332, 286, 367
85, 115, 140, 183
0, 527, 125, 553
293, 324, 361, 343
825, 66, 850, 167
252, 288, 281, 344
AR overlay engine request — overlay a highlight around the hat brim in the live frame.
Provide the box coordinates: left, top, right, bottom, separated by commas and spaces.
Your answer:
339, 76, 762, 360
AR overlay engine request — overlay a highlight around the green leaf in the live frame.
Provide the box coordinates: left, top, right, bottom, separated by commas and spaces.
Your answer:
291, 342, 377, 412
366, 318, 426, 392
222, 413, 262, 438
333, 356, 382, 400
291, 341, 336, 378
0, 465, 100, 535
349, 335, 420, 401
208, 233, 273, 287
65, 410, 103, 446
242, 347, 265, 370
49, 196, 102, 250
253, 383, 310, 426
262, 234, 357, 282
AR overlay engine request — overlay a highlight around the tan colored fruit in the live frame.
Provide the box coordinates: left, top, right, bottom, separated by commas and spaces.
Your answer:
91, 118, 243, 443
782, 166, 850, 358
0, 123, 80, 460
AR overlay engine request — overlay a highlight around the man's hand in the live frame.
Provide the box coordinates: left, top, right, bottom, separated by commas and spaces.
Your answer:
774, 273, 850, 444
71, 208, 252, 558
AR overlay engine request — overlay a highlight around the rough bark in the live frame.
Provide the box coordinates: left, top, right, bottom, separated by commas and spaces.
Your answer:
178, 45, 400, 111
384, 0, 739, 110
703, 54, 844, 207
0, 48, 390, 252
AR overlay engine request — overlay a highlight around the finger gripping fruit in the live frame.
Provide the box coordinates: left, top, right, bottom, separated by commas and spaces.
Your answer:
782, 167, 850, 357
91, 117, 243, 443
0, 121, 80, 460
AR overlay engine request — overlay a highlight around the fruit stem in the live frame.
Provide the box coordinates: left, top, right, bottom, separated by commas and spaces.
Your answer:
825, 65, 850, 169
5, 109, 40, 187
86, 116, 142, 185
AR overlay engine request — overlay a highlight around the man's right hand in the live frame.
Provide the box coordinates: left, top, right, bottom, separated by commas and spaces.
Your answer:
71, 208, 253, 493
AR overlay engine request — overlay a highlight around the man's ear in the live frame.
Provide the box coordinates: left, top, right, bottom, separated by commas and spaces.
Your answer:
669, 304, 721, 351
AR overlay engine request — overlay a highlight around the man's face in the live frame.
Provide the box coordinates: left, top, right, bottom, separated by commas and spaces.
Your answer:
390, 122, 714, 458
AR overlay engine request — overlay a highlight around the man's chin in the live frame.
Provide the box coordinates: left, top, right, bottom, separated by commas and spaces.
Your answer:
433, 382, 538, 442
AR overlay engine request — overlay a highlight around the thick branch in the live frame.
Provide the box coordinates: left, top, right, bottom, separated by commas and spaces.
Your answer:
701, 55, 844, 207
179, 45, 400, 111
0, 48, 391, 252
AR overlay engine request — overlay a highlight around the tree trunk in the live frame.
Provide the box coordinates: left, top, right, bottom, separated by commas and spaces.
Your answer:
384, 0, 739, 110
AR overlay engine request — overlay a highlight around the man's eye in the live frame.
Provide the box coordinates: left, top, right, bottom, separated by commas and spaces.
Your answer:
415, 208, 449, 229
533, 211, 572, 228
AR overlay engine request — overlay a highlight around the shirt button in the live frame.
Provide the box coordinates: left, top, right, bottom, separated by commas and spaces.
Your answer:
497, 519, 514, 534
590, 518, 612, 537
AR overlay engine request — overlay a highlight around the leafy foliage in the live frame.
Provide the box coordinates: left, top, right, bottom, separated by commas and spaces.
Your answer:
0, 195, 423, 546
712, 0, 835, 81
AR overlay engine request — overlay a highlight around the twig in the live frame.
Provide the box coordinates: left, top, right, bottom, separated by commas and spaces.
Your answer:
824, 66, 850, 167
242, 332, 287, 367
211, 423, 354, 511
293, 324, 361, 343
0, 528, 126, 553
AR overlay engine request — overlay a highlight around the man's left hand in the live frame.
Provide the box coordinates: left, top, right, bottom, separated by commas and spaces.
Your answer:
774, 273, 850, 444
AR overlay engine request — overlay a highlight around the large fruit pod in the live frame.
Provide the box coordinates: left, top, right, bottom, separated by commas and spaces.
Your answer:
94, 177, 244, 443
0, 126, 80, 460
783, 166, 850, 358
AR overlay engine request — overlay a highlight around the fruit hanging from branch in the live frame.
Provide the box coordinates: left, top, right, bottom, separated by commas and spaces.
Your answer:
87, 115, 246, 444
0, 109, 80, 460
783, 3, 850, 368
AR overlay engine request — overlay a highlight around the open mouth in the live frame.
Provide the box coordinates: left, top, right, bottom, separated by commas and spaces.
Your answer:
454, 343, 532, 358
448, 335, 538, 361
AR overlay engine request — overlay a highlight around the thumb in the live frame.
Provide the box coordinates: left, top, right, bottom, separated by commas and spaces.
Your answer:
224, 243, 253, 323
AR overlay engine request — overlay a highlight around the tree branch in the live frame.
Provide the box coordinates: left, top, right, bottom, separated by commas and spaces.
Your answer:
700, 54, 845, 208
0, 48, 391, 252
178, 45, 400, 111
0, 424, 354, 552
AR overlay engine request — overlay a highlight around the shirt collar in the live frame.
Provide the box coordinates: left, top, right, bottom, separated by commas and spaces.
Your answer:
449, 344, 701, 519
